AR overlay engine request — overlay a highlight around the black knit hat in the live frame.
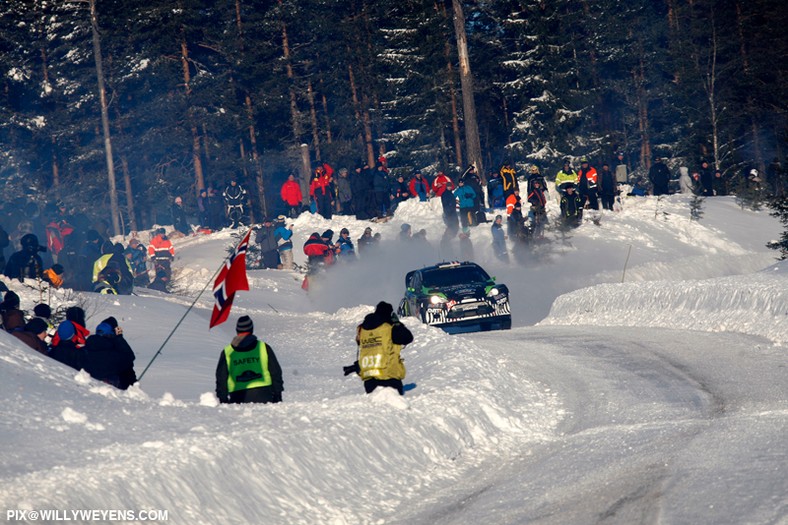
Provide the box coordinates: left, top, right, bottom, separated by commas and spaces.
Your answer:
24, 318, 48, 335
236, 315, 254, 334
34, 303, 52, 318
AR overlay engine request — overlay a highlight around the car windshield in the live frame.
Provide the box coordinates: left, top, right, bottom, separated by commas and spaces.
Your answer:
422, 266, 490, 288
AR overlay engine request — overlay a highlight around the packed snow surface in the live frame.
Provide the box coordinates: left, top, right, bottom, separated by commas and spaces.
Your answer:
1, 194, 786, 524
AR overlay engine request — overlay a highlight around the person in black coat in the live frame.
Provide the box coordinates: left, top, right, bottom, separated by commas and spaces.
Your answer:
441, 188, 459, 234
648, 157, 671, 196
49, 321, 88, 371
4, 233, 45, 281
171, 197, 191, 235
254, 218, 281, 269
83, 317, 137, 390
215, 316, 284, 404
699, 160, 714, 197
598, 163, 617, 211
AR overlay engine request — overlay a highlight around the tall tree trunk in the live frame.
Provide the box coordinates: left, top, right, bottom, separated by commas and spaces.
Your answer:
435, 1, 463, 167
347, 63, 372, 165
307, 79, 321, 161
361, 94, 376, 167
446, 48, 463, 167
89, 0, 121, 236
319, 80, 333, 144
237, 139, 256, 223
635, 52, 651, 169
120, 156, 138, 232
279, 3, 302, 144
235, 2, 267, 218
179, 35, 206, 196
300, 144, 311, 198
246, 95, 267, 217
451, 0, 484, 181
704, 12, 721, 169
734, 0, 764, 171
39, 45, 60, 193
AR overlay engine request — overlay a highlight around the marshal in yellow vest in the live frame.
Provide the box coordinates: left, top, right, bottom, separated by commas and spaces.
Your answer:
357, 324, 405, 381
223, 341, 273, 393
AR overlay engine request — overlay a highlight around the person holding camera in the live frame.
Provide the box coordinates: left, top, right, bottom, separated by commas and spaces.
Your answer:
3, 233, 45, 281
343, 301, 413, 395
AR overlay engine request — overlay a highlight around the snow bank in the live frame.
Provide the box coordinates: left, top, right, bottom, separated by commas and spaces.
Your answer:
540, 261, 788, 345
0, 300, 558, 524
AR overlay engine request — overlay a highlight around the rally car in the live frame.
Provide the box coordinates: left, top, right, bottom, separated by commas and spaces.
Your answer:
397, 261, 511, 334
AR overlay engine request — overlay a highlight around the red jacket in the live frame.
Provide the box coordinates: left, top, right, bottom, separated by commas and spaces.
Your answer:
409, 177, 430, 198
432, 173, 455, 196
50, 321, 90, 349
148, 234, 175, 259
309, 164, 334, 197
280, 180, 303, 206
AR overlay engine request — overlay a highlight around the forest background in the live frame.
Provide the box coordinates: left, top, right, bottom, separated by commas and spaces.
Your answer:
1, 0, 785, 232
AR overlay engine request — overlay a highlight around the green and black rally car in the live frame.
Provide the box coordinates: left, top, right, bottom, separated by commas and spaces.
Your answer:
397, 261, 511, 334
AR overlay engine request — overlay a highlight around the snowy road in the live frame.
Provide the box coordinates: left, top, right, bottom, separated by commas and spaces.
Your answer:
396, 326, 787, 525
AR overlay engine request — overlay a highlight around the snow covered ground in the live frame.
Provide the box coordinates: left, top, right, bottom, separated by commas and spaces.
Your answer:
1, 194, 786, 524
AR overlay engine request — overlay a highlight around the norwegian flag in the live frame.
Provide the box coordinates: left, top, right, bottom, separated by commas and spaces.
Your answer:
209, 229, 252, 328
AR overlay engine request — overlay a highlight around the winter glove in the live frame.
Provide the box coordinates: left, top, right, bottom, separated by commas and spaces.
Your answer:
343, 361, 360, 376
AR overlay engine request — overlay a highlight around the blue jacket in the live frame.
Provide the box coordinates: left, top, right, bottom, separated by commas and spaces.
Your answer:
337, 236, 355, 256
373, 169, 390, 192
274, 226, 293, 251
453, 185, 476, 209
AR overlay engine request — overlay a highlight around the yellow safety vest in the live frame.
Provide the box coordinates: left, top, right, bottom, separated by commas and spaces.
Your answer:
224, 341, 272, 393
357, 324, 405, 381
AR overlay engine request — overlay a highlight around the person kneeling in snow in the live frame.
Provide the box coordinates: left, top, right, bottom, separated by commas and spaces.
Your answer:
215, 316, 284, 404
83, 317, 137, 390
343, 301, 413, 395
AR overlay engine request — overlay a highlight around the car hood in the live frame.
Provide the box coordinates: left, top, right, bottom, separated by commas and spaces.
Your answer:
426, 282, 490, 298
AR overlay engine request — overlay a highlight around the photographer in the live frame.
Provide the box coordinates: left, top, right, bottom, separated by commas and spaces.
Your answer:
4, 233, 45, 281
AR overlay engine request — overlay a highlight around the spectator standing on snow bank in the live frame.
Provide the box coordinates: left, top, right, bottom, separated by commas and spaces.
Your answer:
255, 217, 280, 269
491, 215, 509, 263
224, 179, 248, 228
148, 228, 175, 280
409, 172, 430, 202
343, 301, 413, 395
274, 216, 294, 270
215, 315, 283, 404
280, 173, 304, 218
649, 156, 671, 196
4, 233, 45, 281
431, 171, 455, 198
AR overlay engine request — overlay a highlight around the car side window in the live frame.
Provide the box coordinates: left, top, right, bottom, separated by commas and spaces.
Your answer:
413, 273, 422, 290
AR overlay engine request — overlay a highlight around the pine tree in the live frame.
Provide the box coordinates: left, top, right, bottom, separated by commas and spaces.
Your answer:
766, 194, 788, 260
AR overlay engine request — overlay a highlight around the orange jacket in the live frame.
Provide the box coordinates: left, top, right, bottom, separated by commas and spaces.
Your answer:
148, 234, 174, 259
43, 268, 64, 288
506, 193, 521, 215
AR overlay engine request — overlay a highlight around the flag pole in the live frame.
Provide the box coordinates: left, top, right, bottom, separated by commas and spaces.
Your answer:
137, 230, 250, 382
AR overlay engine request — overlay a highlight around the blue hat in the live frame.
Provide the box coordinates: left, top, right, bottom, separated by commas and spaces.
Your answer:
57, 321, 76, 341
96, 322, 113, 337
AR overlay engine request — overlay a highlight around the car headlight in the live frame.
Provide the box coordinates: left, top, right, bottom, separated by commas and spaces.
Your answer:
487, 287, 500, 297
430, 295, 445, 305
